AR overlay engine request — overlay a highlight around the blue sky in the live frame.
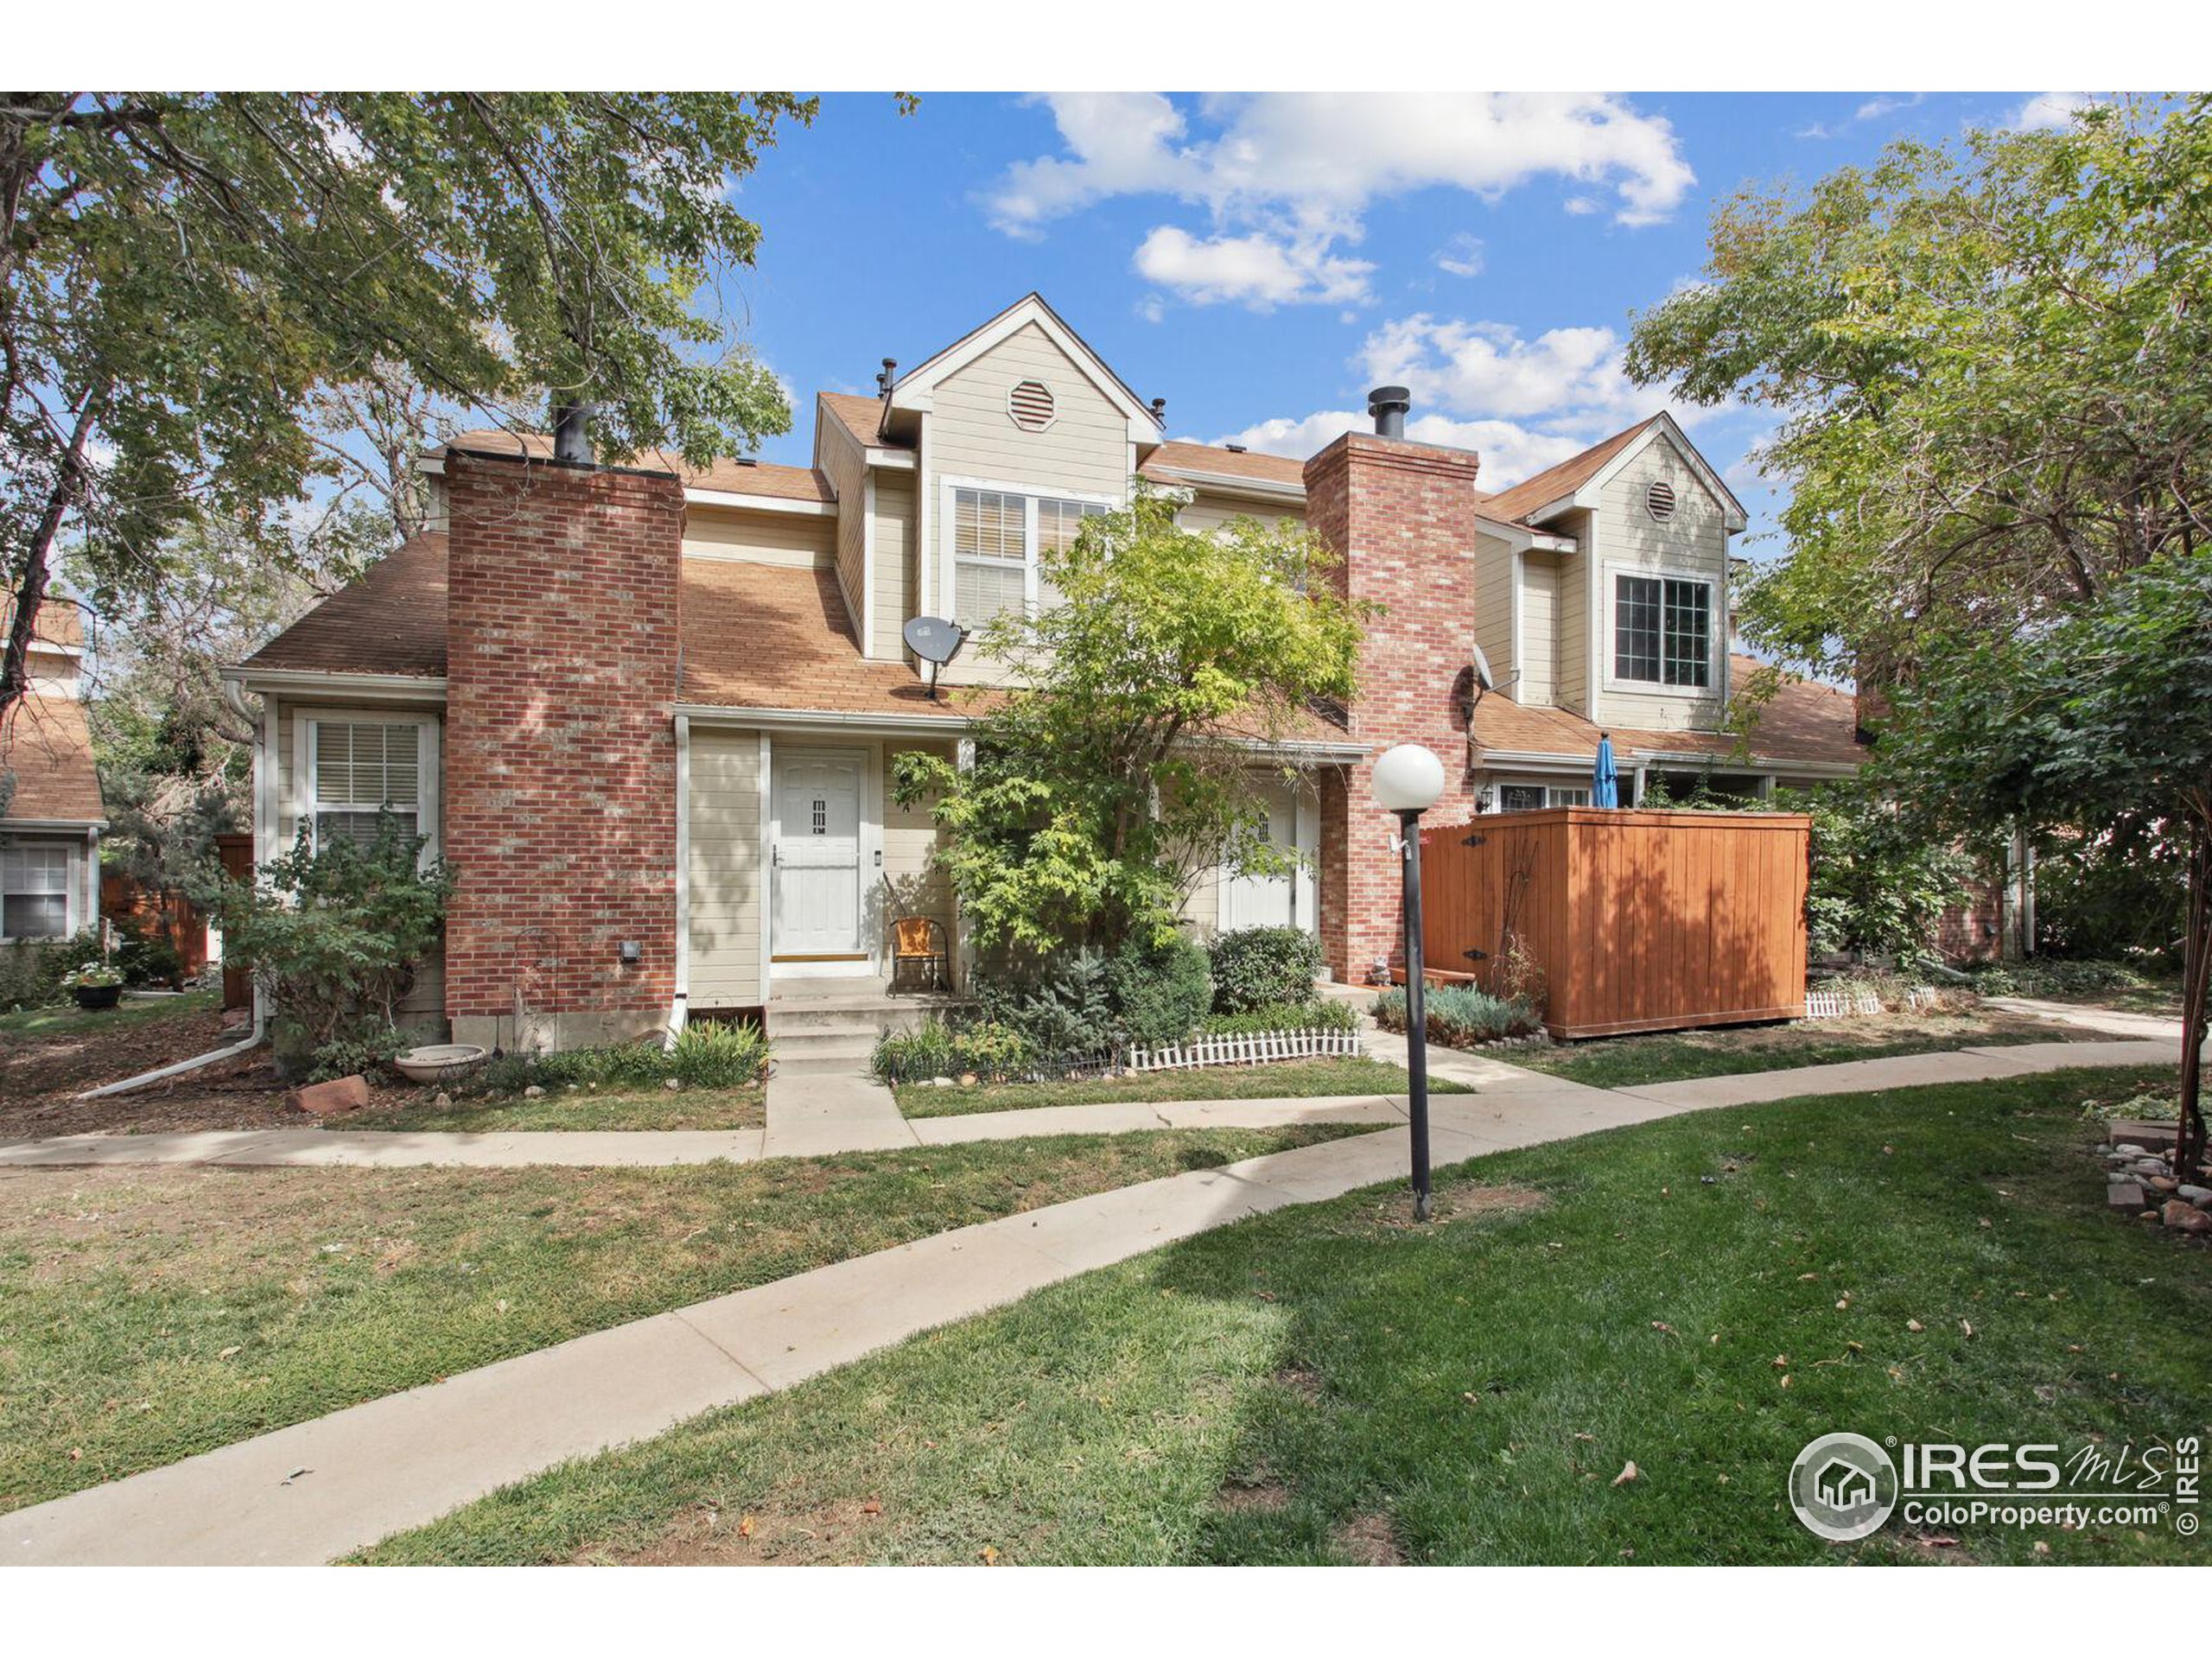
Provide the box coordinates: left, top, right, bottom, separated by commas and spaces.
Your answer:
720, 91, 2088, 560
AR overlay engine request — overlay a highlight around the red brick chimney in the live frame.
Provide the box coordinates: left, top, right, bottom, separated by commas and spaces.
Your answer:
1305, 431, 1484, 984
441, 449, 685, 1051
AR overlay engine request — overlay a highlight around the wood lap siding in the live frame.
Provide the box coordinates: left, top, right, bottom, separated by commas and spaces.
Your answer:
1596, 442, 1727, 733
687, 728, 764, 1009
1419, 808, 1808, 1038
683, 508, 836, 571
873, 470, 914, 662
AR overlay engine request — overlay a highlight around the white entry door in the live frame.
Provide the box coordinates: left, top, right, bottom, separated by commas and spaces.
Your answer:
772, 748, 866, 958
1220, 776, 1319, 933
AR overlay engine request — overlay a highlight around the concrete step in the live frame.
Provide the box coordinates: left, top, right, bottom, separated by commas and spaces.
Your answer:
773, 1052, 885, 1081
769, 1029, 880, 1059
768, 998, 967, 1036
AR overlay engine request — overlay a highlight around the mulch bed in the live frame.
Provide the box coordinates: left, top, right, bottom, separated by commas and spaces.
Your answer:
0, 1007, 400, 1140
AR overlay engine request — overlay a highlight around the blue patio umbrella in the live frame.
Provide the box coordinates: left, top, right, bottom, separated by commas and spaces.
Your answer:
1592, 734, 1620, 807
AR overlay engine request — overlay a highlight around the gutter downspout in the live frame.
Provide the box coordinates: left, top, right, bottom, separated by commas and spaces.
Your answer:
664, 714, 691, 1049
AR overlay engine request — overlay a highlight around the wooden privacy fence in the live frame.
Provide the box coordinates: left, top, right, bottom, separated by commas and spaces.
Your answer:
1419, 807, 1811, 1039
99, 873, 210, 979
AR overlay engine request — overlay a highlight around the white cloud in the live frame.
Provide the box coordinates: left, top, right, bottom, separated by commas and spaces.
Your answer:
2012, 92, 2096, 131
1853, 92, 1924, 122
1208, 410, 1592, 491
1433, 233, 1486, 279
987, 92, 1694, 311
1133, 226, 1375, 308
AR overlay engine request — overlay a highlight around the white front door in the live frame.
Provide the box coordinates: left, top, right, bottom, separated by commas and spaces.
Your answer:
1220, 776, 1319, 933
772, 748, 867, 958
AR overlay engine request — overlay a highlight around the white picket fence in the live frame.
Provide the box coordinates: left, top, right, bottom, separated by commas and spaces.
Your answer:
1128, 1026, 1363, 1073
1802, 985, 1946, 1020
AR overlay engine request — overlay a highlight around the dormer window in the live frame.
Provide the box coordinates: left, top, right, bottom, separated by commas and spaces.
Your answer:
1007, 380, 1056, 432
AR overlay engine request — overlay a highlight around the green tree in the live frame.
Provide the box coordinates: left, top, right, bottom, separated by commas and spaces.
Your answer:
1, 92, 816, 721
895, 491, 1368, 956
1872, 551, 2212, 1179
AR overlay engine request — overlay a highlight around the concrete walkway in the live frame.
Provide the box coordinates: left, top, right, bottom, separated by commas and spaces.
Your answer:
2, 1029, 2183, 1566
1980, 995, 2190, 1045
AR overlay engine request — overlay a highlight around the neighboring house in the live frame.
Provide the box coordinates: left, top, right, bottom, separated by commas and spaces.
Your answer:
0, 601, 105, 945
227, 292, 1864, 1050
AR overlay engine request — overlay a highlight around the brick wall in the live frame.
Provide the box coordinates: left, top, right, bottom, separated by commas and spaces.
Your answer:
1936, 874, 2006, 963
442, 451, 684, 1050
1305, 434, 1486, 982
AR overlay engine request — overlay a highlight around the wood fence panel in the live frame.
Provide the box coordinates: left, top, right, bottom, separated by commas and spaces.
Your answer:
1419, 808, 1809, 1039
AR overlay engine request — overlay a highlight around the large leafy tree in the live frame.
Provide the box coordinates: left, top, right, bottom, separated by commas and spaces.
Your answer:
896, 492, 1369, 956
0, 92, 814, 721
1873, 551, 2212, 1179
1626, 95, 2211, 1166
1625, 96, 2209, 688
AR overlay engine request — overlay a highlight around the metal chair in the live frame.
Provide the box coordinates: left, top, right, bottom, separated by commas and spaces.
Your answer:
890, 915, 950, 993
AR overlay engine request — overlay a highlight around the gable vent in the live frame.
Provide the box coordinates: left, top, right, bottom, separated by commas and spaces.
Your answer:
1645, 480, 1678, 522
1007, 379, 1057, 432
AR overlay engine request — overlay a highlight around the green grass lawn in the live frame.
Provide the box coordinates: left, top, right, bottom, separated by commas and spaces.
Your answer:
362, 1064, 2207, 1567
353, 1085, 768, 1133
1506, 1008, 2101, 1091
0, 1122, 1360, 1514
896, 1056, 1467, 1119
0, 988, 219, 1041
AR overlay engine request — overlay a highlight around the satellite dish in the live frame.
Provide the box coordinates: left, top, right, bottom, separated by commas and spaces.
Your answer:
903, 615, 967, 701
1471, 642, 1497, 694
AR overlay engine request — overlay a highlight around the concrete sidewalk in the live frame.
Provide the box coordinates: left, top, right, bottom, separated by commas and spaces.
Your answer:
0, 1029, 2183, 1566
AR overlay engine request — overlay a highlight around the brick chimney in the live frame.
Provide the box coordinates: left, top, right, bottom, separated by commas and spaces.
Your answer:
1305, 431, 1484, 984
441, 449, 685, 1051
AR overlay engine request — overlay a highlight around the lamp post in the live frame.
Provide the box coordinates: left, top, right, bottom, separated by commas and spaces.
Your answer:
1372, 743, 1446, 1221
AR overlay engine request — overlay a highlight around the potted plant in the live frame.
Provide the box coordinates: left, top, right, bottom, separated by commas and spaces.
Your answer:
63, 961, 125, 1011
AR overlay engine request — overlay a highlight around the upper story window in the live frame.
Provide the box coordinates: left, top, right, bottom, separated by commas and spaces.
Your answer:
949, 486, 1107, 628
1614, 574, 1712, 689
302, 715, 437, 858
2, 842, 72, 939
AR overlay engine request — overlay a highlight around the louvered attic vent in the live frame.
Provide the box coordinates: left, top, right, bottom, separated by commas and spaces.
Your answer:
1007, 379, 1056, 431
1645, 480, 1678, 521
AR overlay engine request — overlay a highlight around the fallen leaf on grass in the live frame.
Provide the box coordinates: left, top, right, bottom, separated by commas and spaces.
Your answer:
1907, 1319, 1925, 1333
738, 1515, 756, 1538
1961, 1320, 1976, 1339
1650, 1321, 1675, 1335
978, 1545, 1001, 1566
1611, 1462, 1639, 1487
861, 1499, 882, 1516
218, 1345, 241, 1361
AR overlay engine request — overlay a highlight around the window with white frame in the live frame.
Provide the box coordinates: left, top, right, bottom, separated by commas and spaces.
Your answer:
304, 717, 434, 855
1614, 574, 1712, 688
1495, 785, 1591, 813
948, 486, 1107, 627
2, 842, 73, 939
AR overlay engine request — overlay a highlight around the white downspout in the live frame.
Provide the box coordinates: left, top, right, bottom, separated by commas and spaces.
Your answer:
664, 714, 691, 1048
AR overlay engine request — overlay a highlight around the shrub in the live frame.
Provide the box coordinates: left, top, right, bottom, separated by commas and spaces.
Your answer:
200, 817, 450, 1080
951, 1020, 1030, 1077
977, 950, 1117, 1058
1207, 926, 1324, 1014
1108, 931, 1213, 1046
110, 911, 186, 987
1371, 984, 1541, 1046
1196, 999, 1357, 1039
872, 1016, 961, 1085
0, 930, 100, 1009
309, 1021, 409, 1084
60, 960, 124, 990
670, 1020, 771, 1088
1968, 958, 2155, 1001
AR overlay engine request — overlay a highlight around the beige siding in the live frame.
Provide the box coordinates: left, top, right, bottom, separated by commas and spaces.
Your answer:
270, 693, 448, 1021
688, 728, 764, 1009
1177, 490, 1306, 537
929, 321, 1131, 502
880, 741, 954, 948
816, 429, 867, 643
1472, 532, 1514, 696
1591, 436, 1730, 733
683, 505, 836, 571
871, 469, 915, 661
1520, 553, 1559, 706
1556, 513, 1591, 715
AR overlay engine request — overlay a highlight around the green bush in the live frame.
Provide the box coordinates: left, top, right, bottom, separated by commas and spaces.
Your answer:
0, 930, 100, 1009
1197, 999, 1357, 1039
871, 1016, 960, 1084
952, 1020, 1030, 1077
1371, 984, 1541, 1046
457, 1024, 768, 1096
1207, 926, 1325, 1014
110, 911, 187, 988
309, 1022, 409, 1084
671, 1020, 771, 1088
1969, 958, 2155, 1001
977, 950, 1117, 1057
1108, 931, 1214, 1046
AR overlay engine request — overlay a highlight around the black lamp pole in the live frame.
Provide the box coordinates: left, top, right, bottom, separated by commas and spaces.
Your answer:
1399, 807, 1433, 1221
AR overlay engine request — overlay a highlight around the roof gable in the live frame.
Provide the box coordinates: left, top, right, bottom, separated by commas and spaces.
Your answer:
1481, 415, 1745, 533
890, 293, 1161, 442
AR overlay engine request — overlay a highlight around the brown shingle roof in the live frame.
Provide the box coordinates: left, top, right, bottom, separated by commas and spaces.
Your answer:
1478, 417, 1658, 527
2, 691, 103, 823
440, 431, 834, 504
242, 534, 450, 678
1471, 654, 1862, 771
817, 391, 906, 452
680, 561, 960, 720
1140, 440, 1307, 491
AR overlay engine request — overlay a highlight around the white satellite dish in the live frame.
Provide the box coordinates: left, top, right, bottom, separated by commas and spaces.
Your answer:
1467, 642, 1519, 710
903, 615, 967, 701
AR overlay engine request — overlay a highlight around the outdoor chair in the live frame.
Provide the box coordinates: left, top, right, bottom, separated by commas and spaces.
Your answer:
890, 915, 950, 994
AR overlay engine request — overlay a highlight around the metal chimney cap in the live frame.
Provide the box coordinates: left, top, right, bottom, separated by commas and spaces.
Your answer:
1367, 385, 1411, 415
